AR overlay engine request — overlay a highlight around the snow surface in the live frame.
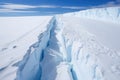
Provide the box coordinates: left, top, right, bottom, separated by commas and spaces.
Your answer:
0, 16, 51, 46
0, 7, 120, 80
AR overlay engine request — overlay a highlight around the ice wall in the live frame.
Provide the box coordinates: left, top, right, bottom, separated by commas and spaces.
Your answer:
17, 17, 55, 80
63, 7, 120, 23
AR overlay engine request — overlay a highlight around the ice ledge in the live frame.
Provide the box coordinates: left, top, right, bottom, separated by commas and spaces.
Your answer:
62, 7, 120, 24
16, 17, 56, 80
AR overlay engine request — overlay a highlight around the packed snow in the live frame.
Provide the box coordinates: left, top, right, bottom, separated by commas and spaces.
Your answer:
0, 7, 120, 80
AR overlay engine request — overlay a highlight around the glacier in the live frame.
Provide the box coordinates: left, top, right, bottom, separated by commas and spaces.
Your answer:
63, 7, 120, 24
0, 7, 120, 80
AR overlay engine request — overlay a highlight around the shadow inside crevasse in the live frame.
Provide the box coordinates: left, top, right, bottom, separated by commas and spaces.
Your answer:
40, 19, 63, 80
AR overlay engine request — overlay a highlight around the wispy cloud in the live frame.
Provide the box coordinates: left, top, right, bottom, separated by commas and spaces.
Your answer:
1, 3, 36, 9
61, 6, 87, 9
0, 3, 89, 12
0, 8, 36, 13
0, 3, 59, 12
1, 3, 58, 9
0, 2, 120, 13
0, 3, 86, 10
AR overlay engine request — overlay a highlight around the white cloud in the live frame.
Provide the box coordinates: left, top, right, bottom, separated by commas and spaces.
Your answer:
0, 3, 58, 10
37, 5, 58, 8
0, 2, 120, 13
61, 6, 87, 9
0, 3, 88, 12
1, 3, 36, 9
0, 8, 36, 13
0, 3, 59, 12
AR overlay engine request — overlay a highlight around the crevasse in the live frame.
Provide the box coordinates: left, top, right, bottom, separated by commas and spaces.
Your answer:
16, 7, 120, 80
17, 17, 56, 80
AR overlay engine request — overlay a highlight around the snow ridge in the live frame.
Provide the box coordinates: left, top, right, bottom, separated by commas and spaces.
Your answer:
63, 7, 120, 23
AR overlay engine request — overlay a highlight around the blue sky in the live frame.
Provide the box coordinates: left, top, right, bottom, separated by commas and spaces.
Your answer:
0, 0, 120, 16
